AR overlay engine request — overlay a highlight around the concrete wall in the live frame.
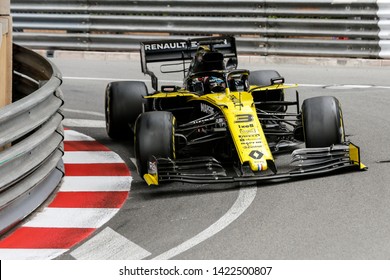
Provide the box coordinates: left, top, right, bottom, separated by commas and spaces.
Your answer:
0, 0, 12, 108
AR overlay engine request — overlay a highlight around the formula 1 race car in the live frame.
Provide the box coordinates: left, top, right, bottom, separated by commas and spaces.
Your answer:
105, 36, 366, 186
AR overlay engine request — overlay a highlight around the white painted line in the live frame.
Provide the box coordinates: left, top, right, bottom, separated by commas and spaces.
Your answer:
63, 76, 181, 84
63, 76, 143, 82
63, 119, 106, 128
23, 208, 119, 228
64, 130, 95, 142
332, 0, 368, 3
152, 186, 257, 260
61, 176, 132, 192
71, 227, 151, 260
62, 151, 124, 164
0, 249, 68, 260
324, 84, 374, 90
62, 77, 390, 90
63, 76, 390, 90
63, 108, 105, 118
293, 83, 325, 88
294, 83, 390, 89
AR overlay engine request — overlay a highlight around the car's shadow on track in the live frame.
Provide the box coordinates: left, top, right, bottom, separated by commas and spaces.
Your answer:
132, 178, 288, 200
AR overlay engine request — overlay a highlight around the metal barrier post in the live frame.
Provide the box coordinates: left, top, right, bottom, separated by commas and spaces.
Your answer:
0, 0, 12, 108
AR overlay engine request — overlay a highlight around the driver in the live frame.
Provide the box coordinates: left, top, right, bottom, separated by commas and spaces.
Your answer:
204, 76, 226, 93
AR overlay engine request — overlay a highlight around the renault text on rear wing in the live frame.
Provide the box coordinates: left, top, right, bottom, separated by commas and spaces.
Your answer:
140, 36, 237, 90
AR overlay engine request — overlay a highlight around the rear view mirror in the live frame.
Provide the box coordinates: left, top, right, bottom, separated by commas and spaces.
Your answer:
226, 57, 237, 70
193, 81, 204, 94
271, 77, 285, 85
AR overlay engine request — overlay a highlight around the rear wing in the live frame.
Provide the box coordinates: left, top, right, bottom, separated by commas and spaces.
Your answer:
140, 36, 237, 90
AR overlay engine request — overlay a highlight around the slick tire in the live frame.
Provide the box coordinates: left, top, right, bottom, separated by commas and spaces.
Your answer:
105, 81, 148, 139
134, 111, 176, 177
249, 70, 282, 87
302, 96, 345, 148
249, 70, 285, 113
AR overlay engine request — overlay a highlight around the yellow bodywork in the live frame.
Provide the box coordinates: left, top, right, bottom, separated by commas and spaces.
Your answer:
144, 173, 159, 186
145, 84, 296, 174
203, 89, 273, 172
142, 84, 365, 186
349, 143, 367, 170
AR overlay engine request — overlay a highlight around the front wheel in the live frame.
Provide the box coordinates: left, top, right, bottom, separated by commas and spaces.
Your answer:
105, 81, 148, 139
134, 111, 176, 177
302, 96, 345, 148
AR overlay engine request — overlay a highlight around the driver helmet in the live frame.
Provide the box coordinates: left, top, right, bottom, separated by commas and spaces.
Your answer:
207, 76, 226, 93
195, 46, 210, 63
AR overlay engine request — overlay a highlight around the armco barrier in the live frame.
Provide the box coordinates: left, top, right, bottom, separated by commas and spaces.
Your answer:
0, 44, 64, 235
378, 0, 390, 58
9, 0, 390, 59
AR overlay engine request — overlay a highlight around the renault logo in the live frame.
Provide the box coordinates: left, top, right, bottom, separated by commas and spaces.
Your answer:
249, 150, 263, 160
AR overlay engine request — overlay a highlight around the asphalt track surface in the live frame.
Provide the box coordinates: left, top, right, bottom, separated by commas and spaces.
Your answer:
12, 55, 390, 259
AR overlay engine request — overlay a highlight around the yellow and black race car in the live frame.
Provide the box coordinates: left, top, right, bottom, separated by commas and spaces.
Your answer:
105, 36, 366, 186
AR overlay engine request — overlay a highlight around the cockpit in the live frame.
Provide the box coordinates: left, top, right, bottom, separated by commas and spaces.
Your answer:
186, 70, 249, 95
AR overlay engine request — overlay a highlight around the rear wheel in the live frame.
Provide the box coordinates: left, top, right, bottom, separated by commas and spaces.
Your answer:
105, 81, 148, 139
302, 96, 345, 148
249, 70, 285, 113
134, 111, 176, 177
249, 70, 282, 87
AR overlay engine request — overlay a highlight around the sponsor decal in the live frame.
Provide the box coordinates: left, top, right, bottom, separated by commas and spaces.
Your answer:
144, 41, 187, 51
200, 103, 215, 115
238, 124, 254, 129
240, 128, 258, 134
249, 150, 264, 160
239, 133, 261, 139
238, 132, 263, 149
241, 141, 263, 149
216, 117, 227, 128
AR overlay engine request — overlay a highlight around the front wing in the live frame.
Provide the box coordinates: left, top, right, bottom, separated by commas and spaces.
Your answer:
143, 143, 366, 186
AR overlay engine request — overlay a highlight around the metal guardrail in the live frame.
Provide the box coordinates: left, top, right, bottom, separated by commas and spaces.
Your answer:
0, 44, 64, 235
378, 1, 390, 58
10, 0, 390, 59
